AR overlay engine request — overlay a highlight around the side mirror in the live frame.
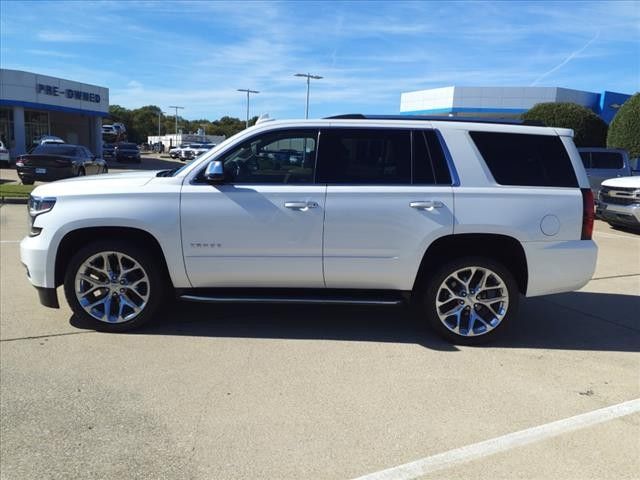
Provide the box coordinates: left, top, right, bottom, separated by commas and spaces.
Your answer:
204, 160, 225, 184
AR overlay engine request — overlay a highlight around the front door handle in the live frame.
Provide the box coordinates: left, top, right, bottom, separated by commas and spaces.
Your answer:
285, 201, 318, 210
410, 200, 444, 210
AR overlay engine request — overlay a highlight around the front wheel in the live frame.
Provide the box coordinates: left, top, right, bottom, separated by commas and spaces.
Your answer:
419, 257, 519, 345
63, 241, 167, 332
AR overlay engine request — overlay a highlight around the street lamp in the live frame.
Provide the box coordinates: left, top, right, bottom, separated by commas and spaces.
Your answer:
157, 110, 166, 139
294, 73, 322, 119
168, 105, 184, 147
237, 89, 259, 128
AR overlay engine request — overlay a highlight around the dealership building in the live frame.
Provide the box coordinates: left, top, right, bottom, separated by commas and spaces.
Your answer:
400, 86, 630, 124
0, 68, 108, 158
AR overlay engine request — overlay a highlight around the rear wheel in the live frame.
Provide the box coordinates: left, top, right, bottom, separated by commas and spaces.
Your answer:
77, 167, 86, 177
63, 240, 167, 332
420, 257, 519, 345
21, 177, 34, 185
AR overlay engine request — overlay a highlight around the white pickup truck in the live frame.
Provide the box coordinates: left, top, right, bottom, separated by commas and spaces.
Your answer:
21, 115, 597, 344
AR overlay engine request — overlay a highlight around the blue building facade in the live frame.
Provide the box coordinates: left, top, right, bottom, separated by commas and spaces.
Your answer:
400, 86, 631, 124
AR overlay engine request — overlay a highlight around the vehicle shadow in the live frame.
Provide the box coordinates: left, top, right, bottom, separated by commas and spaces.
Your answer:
70, 291, 639, 352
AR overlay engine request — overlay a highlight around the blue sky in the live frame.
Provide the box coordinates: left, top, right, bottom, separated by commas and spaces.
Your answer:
1, 0, 638, 120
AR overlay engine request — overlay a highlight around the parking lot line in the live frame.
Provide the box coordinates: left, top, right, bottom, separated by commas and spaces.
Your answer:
594, 231, 639, 240
352, 398, 640, 480
0, 240, 20, 244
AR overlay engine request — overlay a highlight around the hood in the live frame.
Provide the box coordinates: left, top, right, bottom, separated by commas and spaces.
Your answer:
601, 176, 640, 189
30, 170, 160, 198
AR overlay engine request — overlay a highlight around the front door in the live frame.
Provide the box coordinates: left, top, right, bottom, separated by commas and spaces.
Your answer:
180, 129, 325, 288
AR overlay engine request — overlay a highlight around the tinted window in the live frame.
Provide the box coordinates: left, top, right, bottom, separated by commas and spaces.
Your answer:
218, 129, 317, 184
579, 151, 590, 168
33, 145, 78, 156
470, 132, 578, 187
412, 130, 452, 185
590, 152, 624, 169
118, 143, 138, 149
317, 128, 410, 184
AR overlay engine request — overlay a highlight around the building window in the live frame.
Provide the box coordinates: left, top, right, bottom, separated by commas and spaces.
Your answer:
0, 108, 14, 148
25, 110, 50, 147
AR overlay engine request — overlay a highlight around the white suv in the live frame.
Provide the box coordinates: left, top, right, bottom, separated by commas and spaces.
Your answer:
20, 115, 597, 344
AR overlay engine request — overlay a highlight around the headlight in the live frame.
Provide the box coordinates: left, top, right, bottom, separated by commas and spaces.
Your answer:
28, 196, 57, 216
28, 196, 56, 236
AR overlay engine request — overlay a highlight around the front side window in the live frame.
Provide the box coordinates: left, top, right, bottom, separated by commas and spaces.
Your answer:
218, 129, 317, 184
317, 128, 411, 184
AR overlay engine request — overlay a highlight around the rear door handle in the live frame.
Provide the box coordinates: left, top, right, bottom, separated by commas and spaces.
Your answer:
410, 200, 444, 210
285, 201, 318, 210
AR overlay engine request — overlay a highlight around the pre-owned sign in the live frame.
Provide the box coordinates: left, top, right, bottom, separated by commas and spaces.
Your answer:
37, 83, 101, 103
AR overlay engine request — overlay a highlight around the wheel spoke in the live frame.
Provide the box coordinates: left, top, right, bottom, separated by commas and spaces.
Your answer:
435, 265, 509, 338
75, 250, 150, 324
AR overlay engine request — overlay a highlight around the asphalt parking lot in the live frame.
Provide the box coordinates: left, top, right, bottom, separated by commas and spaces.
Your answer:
1, 201, 639, 478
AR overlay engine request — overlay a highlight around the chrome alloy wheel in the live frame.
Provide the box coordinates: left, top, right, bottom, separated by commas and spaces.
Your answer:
74, 251, 150, 323
435, 266, 509, 337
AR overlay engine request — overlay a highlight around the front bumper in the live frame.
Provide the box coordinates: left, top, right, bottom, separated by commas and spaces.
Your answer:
596, 203, 640, 228
21, 235, 60, 308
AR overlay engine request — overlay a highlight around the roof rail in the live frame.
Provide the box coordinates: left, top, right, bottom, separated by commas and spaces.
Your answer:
324, 114, 544, 126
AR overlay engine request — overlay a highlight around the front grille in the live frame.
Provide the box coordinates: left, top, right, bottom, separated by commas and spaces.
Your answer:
600, 194, 638, 206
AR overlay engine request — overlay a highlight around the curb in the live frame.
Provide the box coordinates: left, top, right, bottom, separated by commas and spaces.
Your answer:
0, 197, 28, 205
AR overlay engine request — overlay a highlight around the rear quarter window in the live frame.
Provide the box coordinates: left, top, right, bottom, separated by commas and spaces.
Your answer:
470, 131, 578, 188
590, 152, 624, 169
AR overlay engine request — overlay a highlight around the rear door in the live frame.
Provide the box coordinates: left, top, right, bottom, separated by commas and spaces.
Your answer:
318, 127, 455, 291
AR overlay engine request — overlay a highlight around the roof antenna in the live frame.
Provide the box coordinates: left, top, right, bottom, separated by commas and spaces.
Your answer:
255, 113, 274, 125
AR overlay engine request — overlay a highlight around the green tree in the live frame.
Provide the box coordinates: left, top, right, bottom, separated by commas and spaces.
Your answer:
522, 102, 608, 147
607, 93, 640, 158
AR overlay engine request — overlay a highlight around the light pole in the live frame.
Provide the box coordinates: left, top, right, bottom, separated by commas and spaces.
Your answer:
156, 110, 166, 152
168, 105, 184, 147
294, 73, 322, 119
237, 89, 259, 128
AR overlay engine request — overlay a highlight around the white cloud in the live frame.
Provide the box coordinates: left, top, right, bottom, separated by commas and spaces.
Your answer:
37, 30, 96, 43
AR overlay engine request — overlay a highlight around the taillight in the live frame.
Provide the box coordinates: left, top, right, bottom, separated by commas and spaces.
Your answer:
16, 155, 27, 166
581, 188, 595, 240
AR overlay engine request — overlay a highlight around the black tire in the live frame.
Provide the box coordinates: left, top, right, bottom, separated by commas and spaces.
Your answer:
21, 177, 34, 185
63, 240, 167, 332
77, 167, 86, 177
102, 165, 109, 174
419, 257, 519, 345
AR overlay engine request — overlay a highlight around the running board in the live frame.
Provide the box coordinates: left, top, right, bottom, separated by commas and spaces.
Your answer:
177, 289, 407, 306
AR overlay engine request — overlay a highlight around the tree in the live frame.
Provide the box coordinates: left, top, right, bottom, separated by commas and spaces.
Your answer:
522, 102, 608, 147
607, 93, 640, 158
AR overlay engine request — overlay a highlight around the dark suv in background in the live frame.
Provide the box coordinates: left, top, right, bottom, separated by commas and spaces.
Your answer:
114, 143, 141, 163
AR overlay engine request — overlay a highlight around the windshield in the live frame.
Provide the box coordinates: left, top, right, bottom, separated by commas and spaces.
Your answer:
33, 145, 77, 156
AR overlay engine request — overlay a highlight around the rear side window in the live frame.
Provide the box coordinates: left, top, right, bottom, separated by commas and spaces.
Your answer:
470, 131, 578, 187
317, 128, 411, 184
590, 152, 624, 169
412, 130, 452, 185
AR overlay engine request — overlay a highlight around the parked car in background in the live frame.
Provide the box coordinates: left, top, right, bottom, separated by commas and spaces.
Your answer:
114, 142, 141, 163
102, 143, 116, 161
16, 144, 107, 185
0, 140, 10, 165
102, 123, 126, 136
578, 148, 632, 193
180, 143, 216, 161
169, 144, 187, 159
596, 176, 640, 231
